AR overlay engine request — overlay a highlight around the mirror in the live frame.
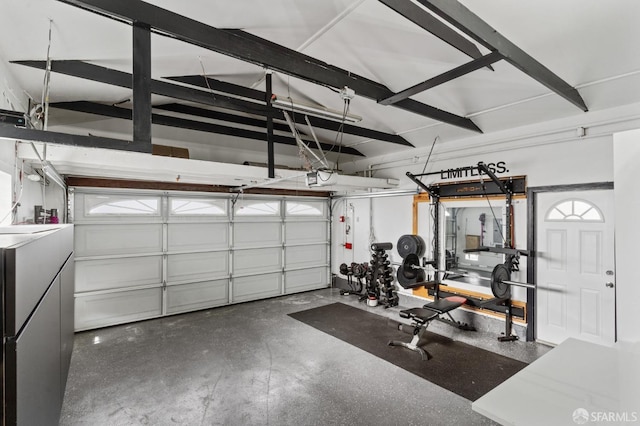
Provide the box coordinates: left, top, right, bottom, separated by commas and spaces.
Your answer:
444, 205, 505, 287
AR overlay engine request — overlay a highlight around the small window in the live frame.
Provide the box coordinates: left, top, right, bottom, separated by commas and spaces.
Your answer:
235, 201, 280, 216
286, 201, 325, 216
86, 195, 160, 216
170, 198, 227, 216
545, 199, 603, 222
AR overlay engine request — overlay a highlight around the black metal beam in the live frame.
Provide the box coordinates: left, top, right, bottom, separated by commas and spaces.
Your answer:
155, 103, 295, 134
49, 101, 366, 157
265, 72, 275, 178
0, 123, 152, 152
477, 161, 508, 195
132, 22, 152, 144
414, 0, 588, 111
164, 74, 414, 147
13, 60, 270, 117
14, 61, 414, 147
378, 0, 490, 68
167, 75, 264, 101
379, 51, 503, 105
55, 0, 482, 132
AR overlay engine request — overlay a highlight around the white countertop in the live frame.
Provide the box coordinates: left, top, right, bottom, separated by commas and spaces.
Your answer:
472, 338, 640, 425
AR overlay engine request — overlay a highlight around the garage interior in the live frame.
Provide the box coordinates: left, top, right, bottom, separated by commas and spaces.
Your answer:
0, 0, 639, 425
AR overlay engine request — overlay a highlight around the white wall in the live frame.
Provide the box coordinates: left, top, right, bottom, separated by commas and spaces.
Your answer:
331, 103, 639, 334
613, 128, 640, 342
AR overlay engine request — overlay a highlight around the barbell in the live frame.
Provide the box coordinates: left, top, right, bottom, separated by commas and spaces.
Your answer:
399, 255, 535, 299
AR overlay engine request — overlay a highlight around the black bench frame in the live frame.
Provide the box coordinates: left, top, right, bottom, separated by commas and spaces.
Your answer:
388, 296, 466, 360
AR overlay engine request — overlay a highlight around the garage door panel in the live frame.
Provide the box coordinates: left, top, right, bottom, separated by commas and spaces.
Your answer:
168, 223, 229, 252
234, 222, 281, 248
233, 273, 281, 303
285, 244, 327, 269
166, 280, 228, 314
75, 288, 162, 331
285, 267, 328, 294
285, 221, 327, 244
233, 248, 282, 276
75, 256, 162, 292
167, 252, 229, 283
75, 224, 163, 257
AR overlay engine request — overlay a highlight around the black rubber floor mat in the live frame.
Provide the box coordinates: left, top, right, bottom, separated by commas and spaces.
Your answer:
288, 302, 527, 401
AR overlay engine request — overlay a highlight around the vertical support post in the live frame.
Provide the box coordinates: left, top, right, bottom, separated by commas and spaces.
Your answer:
506, 191, 513, 248
433, 196, 441, 299
526, 188, 536, 341
133, 22, 152, 146
265, 71, 275, 178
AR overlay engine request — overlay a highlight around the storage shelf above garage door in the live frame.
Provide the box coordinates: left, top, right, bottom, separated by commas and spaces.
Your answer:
71, 188, 329, 331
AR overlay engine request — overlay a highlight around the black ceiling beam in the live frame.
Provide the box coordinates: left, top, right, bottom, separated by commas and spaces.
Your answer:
167, 75, 264, 102
413, 0, 588, 112
164, 76, 414, 147
0, 123, 152, 153
155, 103, 297, 134
13, 60, 270, 117
55, 0, 482, 133
49, 101, 366, 157
379, 51, 503, 106
378, 0, 492, 71
132, 22, 152, 145
13, 61, 412, 147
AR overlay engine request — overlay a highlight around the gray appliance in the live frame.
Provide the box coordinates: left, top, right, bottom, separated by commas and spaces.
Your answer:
1, 225, 74, 425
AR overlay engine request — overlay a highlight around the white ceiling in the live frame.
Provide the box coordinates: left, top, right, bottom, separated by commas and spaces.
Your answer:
1, 0, 638, 171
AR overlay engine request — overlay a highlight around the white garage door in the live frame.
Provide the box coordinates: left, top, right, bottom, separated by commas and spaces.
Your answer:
72, 188, 329, 331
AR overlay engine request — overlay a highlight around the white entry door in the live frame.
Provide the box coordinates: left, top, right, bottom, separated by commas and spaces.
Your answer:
536, 190, 615, 346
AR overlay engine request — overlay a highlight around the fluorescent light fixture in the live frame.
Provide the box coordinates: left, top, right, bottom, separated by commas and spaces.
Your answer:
271, 96, 362, 123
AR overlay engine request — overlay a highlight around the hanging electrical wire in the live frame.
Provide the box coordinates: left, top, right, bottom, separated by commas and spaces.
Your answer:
42, 19, 53, 131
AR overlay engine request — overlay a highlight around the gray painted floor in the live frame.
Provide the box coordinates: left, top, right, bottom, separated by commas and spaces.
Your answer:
60, 288, 551, 425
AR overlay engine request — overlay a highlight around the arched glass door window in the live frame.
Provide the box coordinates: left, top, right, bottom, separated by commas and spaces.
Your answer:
545, 199, 603, 222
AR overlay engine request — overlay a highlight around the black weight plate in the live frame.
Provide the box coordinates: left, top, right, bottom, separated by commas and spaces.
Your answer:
491, 263, 511, 299
401, 253, 420, 279
397, 265, 411, 288
339, 263, 349, 275
397, 234, 426, 258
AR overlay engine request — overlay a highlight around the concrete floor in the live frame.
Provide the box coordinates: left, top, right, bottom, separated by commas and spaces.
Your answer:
60, 288, 551, 425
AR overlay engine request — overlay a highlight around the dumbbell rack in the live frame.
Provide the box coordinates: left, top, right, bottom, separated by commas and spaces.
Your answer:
338, 262, 368, 300
368, 245, 398, 308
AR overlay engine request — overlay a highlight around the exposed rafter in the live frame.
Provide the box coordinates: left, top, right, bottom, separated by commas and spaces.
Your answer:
56, 0, 482, 133
165, 75, 414, 147
413, 0, 588, 111
14, 61, 413, 147
0, 123, 152, 153
378, 0, 491, 69
379, 51, 503, 106
154, 103, 300, 135
167, 75, 264, 102
49, 101, 366, 157
14, 60, 270, 117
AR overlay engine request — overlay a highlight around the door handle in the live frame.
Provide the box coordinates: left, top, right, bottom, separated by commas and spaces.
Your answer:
605, 282, 615, 288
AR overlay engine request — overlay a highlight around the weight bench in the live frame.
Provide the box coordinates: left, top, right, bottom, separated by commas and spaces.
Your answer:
388, 296, 467, 360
